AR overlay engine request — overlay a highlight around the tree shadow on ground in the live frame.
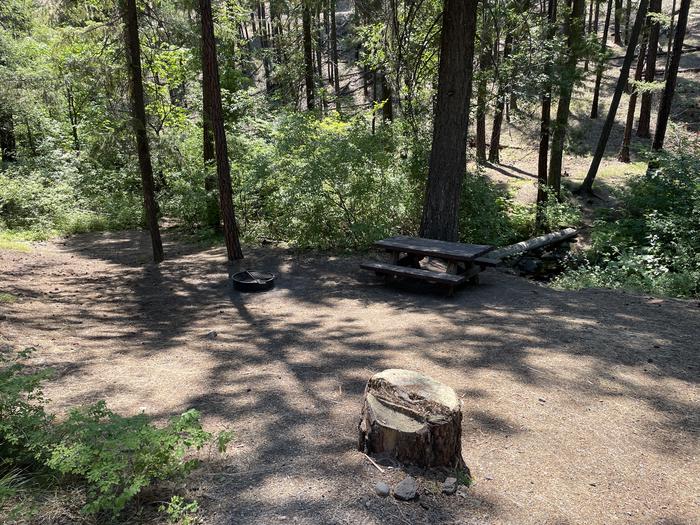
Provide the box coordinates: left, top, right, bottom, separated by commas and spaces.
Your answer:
2, 230, 698, 523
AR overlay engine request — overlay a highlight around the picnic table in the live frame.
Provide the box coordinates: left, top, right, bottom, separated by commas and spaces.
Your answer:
361, 235, 496, 295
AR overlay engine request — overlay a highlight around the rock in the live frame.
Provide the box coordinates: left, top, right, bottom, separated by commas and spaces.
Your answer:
375, 481, 390, 498
393, 476, 418, 501
442, 477, 458, 495
205, 331, 218, 340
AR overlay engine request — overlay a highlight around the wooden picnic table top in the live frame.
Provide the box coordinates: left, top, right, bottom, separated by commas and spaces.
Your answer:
374, 236, 493, 262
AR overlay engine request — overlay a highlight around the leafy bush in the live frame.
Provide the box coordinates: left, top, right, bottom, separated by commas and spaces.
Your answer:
0, 347, 52, 466
239, 112, 416, 249
554, 145, 700, 298
47, 403, 213, 516
0, 347, 228, 518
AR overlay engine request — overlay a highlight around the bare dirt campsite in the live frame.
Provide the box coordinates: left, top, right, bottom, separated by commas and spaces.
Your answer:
2, 0, 700, 523
1, 232, 698, 524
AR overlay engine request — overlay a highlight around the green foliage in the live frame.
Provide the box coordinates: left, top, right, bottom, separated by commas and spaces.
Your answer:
0, 348, 228, 519
160, 495, 200, 525
0, 347, 53, 467
554, 145, 700, 298
47, 403, 211, 516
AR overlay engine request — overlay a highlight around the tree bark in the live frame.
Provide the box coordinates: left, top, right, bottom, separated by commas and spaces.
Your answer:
652, 0, 690, 151
420, 0, 478, 242
201, 8, 219, 231
121, 0, 164, 264
302, 2, 315, 110
475, 7, 490, 164
358, 369, 466, 470
591, 0, 614, 118
584, 0, 595, 71
0, 110, 16, 162
488, 33, 512, 164
618, 36, 647, 162
200, 0, 244, 260
613, 0, 623, 44
66, 84, 80, 152
579, 0, 649, 194
637, 0, 662, 138
548, 0, 585, 197
664, 0, 676, 76
537, 0, 558, 224
330, 0, 341, 111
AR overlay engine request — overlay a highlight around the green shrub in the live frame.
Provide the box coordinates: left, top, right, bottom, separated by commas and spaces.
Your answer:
554, 144, 700, 298
0, 348, 229, 518
47, 403, 213, 516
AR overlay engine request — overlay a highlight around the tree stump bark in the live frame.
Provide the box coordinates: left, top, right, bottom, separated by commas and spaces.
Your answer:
358, 369, 466, 469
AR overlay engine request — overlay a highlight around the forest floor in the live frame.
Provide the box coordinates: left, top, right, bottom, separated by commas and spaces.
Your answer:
1, 231, 698, 524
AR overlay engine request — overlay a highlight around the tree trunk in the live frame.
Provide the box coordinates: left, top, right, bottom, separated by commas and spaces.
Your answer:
302, 2, 315, 110
475, 7, 490, 164
121, 0, 164, 264
624, 0, 632, 43
200, 0, 244, 260
652, 0, 690, 151
488, 33, 512, 164
420, 0, 478, 242
0, 110, 17, 162
618, 37, 647, 162
584, 0, 595, 71
358, 369, 466, 470
579, 0, 649, 194
537, 0, 558, 225
613, 0, 623, 44
201, 10, 219, 231
66, 85, 80, 152
637, 0, 662, 138
548, 0, 585, 197
664, 0, 676, 76
330, 0, 341, 111
591, 0, 614, 118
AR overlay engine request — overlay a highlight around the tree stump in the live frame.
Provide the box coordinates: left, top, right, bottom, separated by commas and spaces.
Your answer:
358, 369, 466, 469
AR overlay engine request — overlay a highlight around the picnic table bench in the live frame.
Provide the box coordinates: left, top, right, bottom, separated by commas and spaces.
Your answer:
361, 235, 495, 295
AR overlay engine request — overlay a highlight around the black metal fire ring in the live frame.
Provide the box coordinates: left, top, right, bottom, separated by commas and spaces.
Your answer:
232, 270, 276, 292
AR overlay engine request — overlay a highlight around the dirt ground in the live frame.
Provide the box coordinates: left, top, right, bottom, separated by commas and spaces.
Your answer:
1, 231, 698, 524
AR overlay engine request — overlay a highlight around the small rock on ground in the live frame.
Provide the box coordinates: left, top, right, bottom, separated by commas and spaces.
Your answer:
442, 477, 458, 495
375, 481, 390, 498
393, 476, 418, 501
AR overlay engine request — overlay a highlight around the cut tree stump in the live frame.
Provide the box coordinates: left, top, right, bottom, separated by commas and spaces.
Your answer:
358, 369, 466, 469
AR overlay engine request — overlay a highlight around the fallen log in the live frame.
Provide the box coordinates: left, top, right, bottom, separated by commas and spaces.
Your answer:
358, 369, 466, 469
489, 228, 577, 260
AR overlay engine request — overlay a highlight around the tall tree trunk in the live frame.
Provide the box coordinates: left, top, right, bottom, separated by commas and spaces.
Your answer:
584, 0, 595, 71
200, 0, 244, 260
66, 85, 80, 152
591, 0, 614, 118
488, 33, 512, 164
664, 0, 676, 76
618, 36, 647, 162
652, 0, 690, 152
548, 0, 585, 197
613, 0, 623, 44
537, 0, 558, 224
637, 0, 662, 137
624, 0, 632, 43
578, 0, 650, 194
475, 6, 490, 164
420, 0, 478, 242
121, 0, 164, 263
201, 10, 218, 230
302, 2, 315, 110
330, 0, 341, 111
